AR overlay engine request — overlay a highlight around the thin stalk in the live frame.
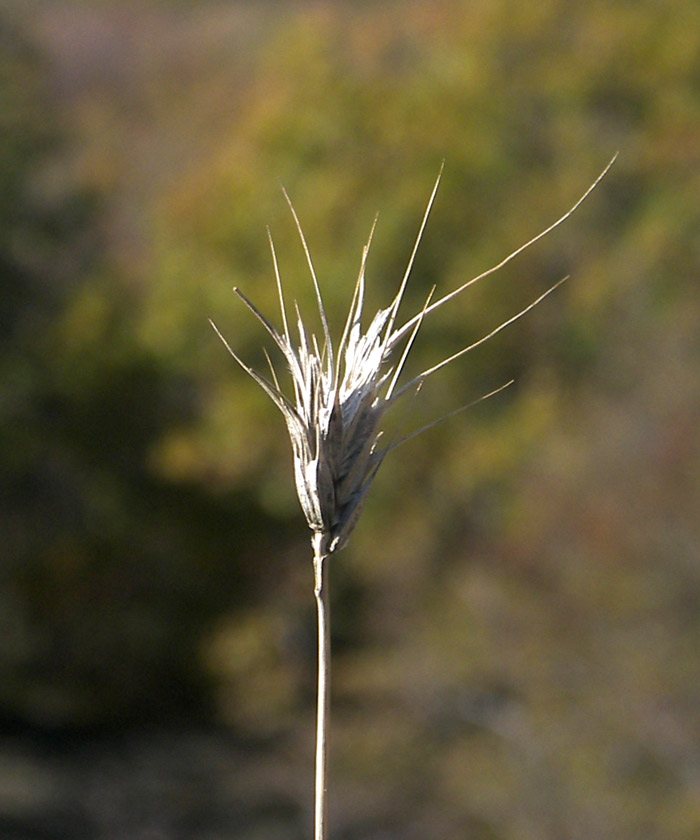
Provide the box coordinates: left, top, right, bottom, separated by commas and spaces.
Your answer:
312, 533, 331, 840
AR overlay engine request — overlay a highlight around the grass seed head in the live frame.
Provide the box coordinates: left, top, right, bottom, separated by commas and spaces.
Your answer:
211, 157, 617, 557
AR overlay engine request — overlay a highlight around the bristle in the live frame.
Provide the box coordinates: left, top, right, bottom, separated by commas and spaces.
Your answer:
392, 276, 568, 401
390, 155, 617, 348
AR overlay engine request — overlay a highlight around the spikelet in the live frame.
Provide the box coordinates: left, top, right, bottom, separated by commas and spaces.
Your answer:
211, 157, 616, 557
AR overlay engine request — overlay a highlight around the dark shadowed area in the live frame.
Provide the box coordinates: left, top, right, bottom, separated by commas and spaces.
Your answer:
1, 1, 699, 838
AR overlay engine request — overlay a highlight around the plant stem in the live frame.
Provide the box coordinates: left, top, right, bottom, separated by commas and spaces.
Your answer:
312, 533, 330, 840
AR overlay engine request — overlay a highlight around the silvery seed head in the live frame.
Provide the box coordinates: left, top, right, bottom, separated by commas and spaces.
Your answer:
211, 159, 616, 557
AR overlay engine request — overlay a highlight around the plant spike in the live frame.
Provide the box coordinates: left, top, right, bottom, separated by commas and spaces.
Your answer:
211, 157, 616, 840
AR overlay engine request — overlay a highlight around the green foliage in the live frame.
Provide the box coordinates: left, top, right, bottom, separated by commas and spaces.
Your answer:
2, 1, 700, 837
0, 8, 292, 729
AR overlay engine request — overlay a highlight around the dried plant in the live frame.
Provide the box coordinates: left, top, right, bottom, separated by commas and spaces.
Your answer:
211, 156, 616, 840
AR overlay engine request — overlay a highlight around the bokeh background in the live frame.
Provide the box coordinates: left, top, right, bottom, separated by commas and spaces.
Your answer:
1, 1, 699, 838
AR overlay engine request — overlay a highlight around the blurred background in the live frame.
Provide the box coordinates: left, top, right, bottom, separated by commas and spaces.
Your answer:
1, 1, 699, 838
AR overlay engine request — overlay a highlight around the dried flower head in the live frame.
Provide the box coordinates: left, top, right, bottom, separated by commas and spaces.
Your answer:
211, 158, 616, 558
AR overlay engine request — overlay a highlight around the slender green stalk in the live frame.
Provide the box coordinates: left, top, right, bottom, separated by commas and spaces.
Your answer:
312, 533, 331, 840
